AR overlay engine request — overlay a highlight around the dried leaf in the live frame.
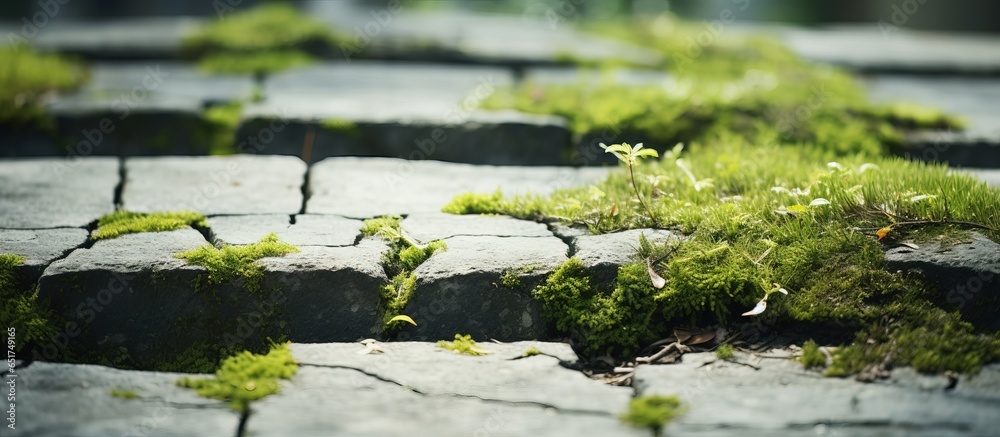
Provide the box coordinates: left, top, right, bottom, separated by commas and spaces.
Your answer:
876, 227, 892, 240
899, 242, 920, 249
686, 331, 716, 345
387, 315, 417, 326
742, 298, 767, 316
647, 257, 666, 289
610, 203, 620, 217
356, 341, 384, 355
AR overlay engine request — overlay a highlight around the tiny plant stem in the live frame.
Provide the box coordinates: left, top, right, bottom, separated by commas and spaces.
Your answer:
628, 162, 659, 227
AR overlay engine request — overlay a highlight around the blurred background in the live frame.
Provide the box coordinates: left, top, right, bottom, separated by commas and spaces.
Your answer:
3, 0, 1000, 32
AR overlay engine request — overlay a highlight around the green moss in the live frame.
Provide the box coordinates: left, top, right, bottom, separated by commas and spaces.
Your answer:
0, 47, 89, 131
322, 118, 361, 138
441, 190, 507, 215
1, 254, 57, 346
202, 102, 243, 155
498, 270, 522, 289
619, 394, 685, 434
799, 340, 826, 369
177, 342, 297, 411
522, 346, 543, 357
93, 210, 207, 240
110, 389, 139, 399
183, 3, 344, 75
175, 233, 299, 292
437, 334, 488, 356
362, 216, 447, 331
715, 344, 734, 360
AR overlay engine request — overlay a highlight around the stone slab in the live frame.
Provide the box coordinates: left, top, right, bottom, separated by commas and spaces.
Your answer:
288, 341, 631, 414
0, 228, 89, 288
307, 157, 612, 218
122, 155, 306, 215
406, 235, 568, 341
0, 157, 118, 229
400, 212, 552, 244
967, 169, 1000, 187
635, 352, 1000, 436
12, 361, 236, 437
208, 214, 362, 247
31, 17, 202, 59
573, 228, 681, 286
238, 62, 570, 164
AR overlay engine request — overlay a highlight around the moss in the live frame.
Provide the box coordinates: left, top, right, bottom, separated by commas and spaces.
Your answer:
183, 3, 344, 75
93, 210, 207, 240
437, 334, 488, 356
498, 271, 522, 289
442, 190, 507, 215
522, 346, 543, 357
322, 118, 361, 138
0, 47, 89, 131
0, 254, 57, 346
175, 233, 299, 293
361, 216, 447, 331
202, 102, 243, 155
715, 344, 734, 360
110, 389, 139, 400
177, 342, 297, 411
799, 340, 826, 369
619, 394, 685, 434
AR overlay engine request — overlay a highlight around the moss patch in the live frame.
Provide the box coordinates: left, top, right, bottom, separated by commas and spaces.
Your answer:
110, 389, 139, 400
799, 340, 826, 369
0, 254, 57, 346
715, 344, 734, 360
175, 233, 299, 292
522, 346, 543, 357
361, 216, 447, 331
202, 102, 243, 155
0, 47, 89, 132
93, 210, 207, 240
619, 394, 685, 434
437, 334, 489, 356
183, 3, 344, 75
177, 342, 297, 411
322, 118, 361, 138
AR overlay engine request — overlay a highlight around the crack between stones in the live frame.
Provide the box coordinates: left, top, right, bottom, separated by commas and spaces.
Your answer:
544, 222, 577, 258
437, 234, 557, 241
297, 164, 312, 216
299, 363, 613, 418
784, 419, 971, 431
113, 156, 126, 210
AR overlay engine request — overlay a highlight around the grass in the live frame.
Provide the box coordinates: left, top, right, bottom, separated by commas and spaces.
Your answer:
175, 233, 299, 292
361, 216, 447, 331
93, 211, 207, 240
182, 3, 344, 75
620, 394, 685, 435
0, 47, 88, 131
437, 334, 489, 356
177, 342, 297, 411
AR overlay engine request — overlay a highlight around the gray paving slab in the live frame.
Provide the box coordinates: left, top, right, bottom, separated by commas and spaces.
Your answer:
11, 361, 236, 437
635, 352, 1000, 436
306, 157, 612, 218
208, 214, 362, 247
288, 341, 631, 414
0, 157, 118, 229
238, 62, 570, 164
406, 235, 567, 341
573, 228, 682, 286
31, 16, 202, 59
0, 228, 89, 286
967, 168, 1000, 187
400, 212, 552, 244
864, 75, 1000, 167
55, 62, 255, 106
122, 156, 306, 215
778, 25, 1000, 74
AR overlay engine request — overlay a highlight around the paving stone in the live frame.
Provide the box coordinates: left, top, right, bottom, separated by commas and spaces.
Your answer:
573, 228, 682, 286
885, 231, 1000, 330
31, 17, 201, 59
405, 235, 567, 341
967, 169, 1000, 187
0, 228, 89, 287
12, 361, 236, 437
237, 62, 570, 164
634, 351, 1000, 436
525, 67, 669, 87
864, 75, 1000, 167
778, 25, 1000, 75
0, 157, 118, 229
122, 156, 306, 215
287, 341, 631, 414
307, 157, 612, 218
400, 212, 551, 244
208, 214, 361, 247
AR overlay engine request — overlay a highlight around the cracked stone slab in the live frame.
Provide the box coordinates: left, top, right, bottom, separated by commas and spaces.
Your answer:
208, 214, 362, 247
885, 231, 1000, 330
864, 75, 1000, 167
122, 156, 306, 215
12, 361, 235, 437
406, 235, 568, 341
0, 157, 118, 229
0, 228, 89, 286
288, 341, 632, 415
573, 229, 683, 286
307, 157, 612, 218
400, 212, 551, 244
238, 62, 570, 164
635, 352, 1000, 436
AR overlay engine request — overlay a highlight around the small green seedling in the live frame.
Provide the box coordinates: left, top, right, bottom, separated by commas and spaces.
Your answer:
620, 394, 685, 435
600, 142, 659, 225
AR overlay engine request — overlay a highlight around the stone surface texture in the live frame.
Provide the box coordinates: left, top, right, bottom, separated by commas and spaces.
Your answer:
0, 158, 118, 229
